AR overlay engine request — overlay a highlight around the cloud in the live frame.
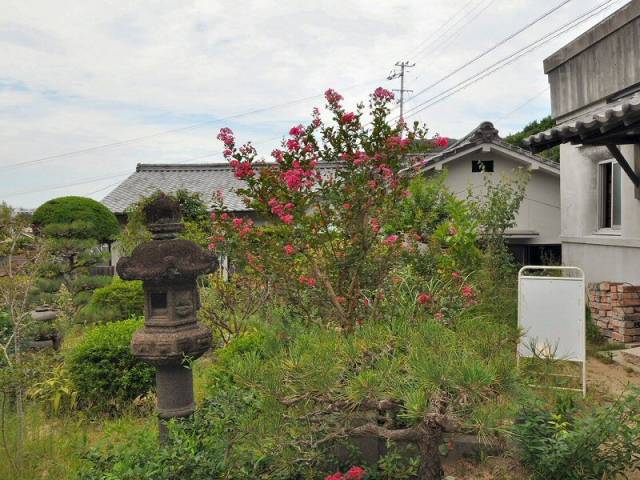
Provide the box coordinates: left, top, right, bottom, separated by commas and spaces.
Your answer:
0, 0, 629, 207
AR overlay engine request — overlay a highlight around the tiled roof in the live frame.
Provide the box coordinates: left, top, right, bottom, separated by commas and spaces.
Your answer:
102, 162, 340, 214
404, 121, 559, 174
523, 92, 640, 152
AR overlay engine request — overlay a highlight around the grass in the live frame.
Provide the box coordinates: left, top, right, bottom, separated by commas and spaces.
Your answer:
0, 352, 218, 480
0, 401, 154, 480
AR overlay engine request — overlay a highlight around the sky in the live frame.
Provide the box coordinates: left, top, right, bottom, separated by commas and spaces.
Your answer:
0, 0, 631, 209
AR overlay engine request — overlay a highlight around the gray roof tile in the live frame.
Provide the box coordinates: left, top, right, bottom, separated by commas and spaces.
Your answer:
102, 162, 339, 214
522, 92, 640, 151
404, 121, 559, 174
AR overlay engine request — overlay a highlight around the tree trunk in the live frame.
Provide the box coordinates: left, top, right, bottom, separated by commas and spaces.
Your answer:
13, 320, 24, 461
416, 417, 444, 480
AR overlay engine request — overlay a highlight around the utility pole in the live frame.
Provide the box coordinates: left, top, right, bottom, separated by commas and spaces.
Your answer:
387, 61, 415, 121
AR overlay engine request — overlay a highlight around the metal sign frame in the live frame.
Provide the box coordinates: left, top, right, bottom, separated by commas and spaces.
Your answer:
517, 265, 586, 397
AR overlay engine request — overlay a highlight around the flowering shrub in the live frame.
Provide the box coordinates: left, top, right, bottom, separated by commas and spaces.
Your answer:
210, 88, 450, 330
326, 466, 367, 480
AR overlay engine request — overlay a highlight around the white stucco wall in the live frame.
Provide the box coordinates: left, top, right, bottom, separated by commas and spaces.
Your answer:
560, 142, 640, 284
425, 146, 561, 245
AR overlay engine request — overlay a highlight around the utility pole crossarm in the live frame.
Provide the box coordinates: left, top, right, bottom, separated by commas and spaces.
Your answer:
388, 61, 415, 121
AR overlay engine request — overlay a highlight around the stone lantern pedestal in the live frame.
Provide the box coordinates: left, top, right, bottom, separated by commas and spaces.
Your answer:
116, 194, 217, 442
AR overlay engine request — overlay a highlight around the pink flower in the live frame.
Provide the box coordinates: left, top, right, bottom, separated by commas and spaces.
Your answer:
289, 124, 305, 136
283, 244, 295, 255
345, 466, 366, 480
417, 292, 432, 305
434, 136, 449, 148
452, 271, 462, 279
461, 285, 474, 298
434, 311, 445, 321
343, 203, 351, 210
286, 138, 300, 151
341, 112, 357, 124
271, 149, 285, 163
281, 214, 294, 224
232, 217, 244, 228
210, 212, 216, 220
379, 165, 393, 178
383, 234, 399, 245
402, 190, 411, 198
353, 151, 369, 166
223, 148, 233, 158
373, 87, 394, 101
298, 275, 317, 287
216, 127, 234, 147
221, 213, 229, 220
370, 218, 380, 233
387, 136, 411, 149
229, 159, 255, 179
325, 473, 344, 480
449, 226, 458, 236
368, 180, 378, 190
324, 88, 344, 106
336, 296, 346, 304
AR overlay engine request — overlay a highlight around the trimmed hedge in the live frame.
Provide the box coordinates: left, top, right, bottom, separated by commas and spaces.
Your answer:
67, 318, 154, 414
79, 277, 144, 324
33, 196, 119, 242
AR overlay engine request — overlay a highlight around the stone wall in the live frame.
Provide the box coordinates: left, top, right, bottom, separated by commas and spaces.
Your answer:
588, 282, 640, 343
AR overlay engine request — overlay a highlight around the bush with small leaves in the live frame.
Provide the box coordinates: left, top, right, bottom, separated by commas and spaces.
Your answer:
66, 318, 154, 414
513, 390, 640, 479
79, 277, 144, 324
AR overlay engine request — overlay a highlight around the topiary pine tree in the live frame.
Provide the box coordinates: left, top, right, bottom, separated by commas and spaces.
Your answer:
31, 196, 120, 309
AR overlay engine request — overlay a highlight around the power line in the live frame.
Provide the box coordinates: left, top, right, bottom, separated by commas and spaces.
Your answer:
407, 0, 572, 104
407, 0, 479, 60
425, 0, 498, 58
1, 135, 284, 199
0, 78, 384, 172
414, 0, 497, 66
400, 0, 618, 121
497, 86, 550, 120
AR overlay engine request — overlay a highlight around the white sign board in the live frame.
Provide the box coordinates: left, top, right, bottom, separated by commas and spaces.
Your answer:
518, 266, 586, 395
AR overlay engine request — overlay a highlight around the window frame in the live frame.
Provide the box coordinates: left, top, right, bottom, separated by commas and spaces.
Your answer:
596, 159, 622, 233
471, 160, 494, 173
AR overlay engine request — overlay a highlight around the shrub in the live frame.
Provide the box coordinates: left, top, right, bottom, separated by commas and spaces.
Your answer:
66, 318, 154, 414
79, 277, 144, 323
32, 196, 119, 243
513, 390, 640, 479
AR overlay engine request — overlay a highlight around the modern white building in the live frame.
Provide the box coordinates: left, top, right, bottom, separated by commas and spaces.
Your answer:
410, 121, 561, 264
524, 0, 640, 285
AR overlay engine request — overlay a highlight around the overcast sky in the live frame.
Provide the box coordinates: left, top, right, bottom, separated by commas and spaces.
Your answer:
0, 0, 631, 208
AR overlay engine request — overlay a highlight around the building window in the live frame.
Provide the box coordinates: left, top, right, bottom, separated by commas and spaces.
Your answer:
598, 160, 621, 229
472, 160, 494, 172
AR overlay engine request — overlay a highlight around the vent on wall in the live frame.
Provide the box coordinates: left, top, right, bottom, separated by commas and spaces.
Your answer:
472, 160, 494, 172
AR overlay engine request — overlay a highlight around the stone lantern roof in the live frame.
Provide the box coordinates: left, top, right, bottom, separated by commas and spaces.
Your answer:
116, 194, 217, 282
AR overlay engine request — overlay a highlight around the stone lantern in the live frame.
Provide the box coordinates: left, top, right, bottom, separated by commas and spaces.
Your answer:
116, 194, 216, 442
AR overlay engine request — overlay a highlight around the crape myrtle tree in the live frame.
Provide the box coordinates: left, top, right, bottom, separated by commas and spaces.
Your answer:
210, 87, 451, 331
207, 88, 512, 479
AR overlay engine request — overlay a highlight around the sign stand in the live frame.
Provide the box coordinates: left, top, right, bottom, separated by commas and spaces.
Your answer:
517, 266, 586, 397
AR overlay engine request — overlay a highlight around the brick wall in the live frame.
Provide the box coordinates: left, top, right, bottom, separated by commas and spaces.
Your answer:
588, 282, 640, 343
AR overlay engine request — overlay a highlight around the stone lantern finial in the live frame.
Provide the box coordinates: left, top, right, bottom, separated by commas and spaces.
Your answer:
116, 193, 217, 442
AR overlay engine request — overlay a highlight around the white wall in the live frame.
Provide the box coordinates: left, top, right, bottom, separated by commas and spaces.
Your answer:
427, 147, 561, 245
560, 142, 640, 284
